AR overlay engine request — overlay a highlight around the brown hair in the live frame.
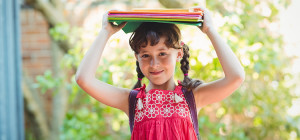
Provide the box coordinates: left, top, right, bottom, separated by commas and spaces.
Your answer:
129, 22, 203, 91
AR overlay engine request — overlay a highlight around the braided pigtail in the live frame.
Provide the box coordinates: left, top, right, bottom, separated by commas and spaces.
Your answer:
180, 43, 203, 91
133, 61, 145, 89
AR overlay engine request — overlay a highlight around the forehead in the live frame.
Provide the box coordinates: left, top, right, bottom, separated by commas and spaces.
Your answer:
139, 45, 169, 53
139, 37, 169, 53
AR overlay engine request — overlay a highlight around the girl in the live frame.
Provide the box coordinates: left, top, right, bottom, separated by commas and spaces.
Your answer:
76, 7, 245, 140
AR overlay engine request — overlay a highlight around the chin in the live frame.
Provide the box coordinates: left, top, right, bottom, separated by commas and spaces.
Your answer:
149, 77, 171, 85
151, 80, 166, 86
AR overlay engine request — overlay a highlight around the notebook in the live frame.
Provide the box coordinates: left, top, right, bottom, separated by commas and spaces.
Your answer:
108, 9, 203, 33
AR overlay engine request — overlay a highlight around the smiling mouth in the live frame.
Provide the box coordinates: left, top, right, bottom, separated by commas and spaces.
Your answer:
150, 70, 164, 75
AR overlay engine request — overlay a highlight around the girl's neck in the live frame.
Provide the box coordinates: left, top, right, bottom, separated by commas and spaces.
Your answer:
145, 78, 177, 92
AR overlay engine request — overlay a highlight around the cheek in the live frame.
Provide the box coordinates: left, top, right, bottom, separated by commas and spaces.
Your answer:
162, 56, 177, 69
168, 54, 177, 64
138, 60, 150, 75
138, 61, 147, 71
164, 57, 175, 65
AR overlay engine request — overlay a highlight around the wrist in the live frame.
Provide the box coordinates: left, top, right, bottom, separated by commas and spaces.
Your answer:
205, 27, 217, 35
98, 29, 113, 40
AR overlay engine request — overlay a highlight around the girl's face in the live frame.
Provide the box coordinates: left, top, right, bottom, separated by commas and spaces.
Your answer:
135, 37, 183, 86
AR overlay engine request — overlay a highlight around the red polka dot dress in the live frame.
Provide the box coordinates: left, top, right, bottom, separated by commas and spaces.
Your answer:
131, 81, 198, 140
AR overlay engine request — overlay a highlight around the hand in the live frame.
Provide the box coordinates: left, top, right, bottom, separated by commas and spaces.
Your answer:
101, 10, 127, 36
190, 6, 215, 34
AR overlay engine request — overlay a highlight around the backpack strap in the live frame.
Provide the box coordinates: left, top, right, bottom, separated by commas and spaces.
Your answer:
128, 90, 139, 133
182, 88, 201, 140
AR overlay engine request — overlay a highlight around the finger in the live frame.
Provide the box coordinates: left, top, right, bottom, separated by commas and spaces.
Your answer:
110, 22, 115, 26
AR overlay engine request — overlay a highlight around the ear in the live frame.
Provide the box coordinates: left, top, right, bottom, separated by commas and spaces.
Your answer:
135, 54, 138, 60
176, 48, 183, 62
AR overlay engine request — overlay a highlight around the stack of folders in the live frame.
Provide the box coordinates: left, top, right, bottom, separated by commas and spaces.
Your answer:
108, 9, 204, 33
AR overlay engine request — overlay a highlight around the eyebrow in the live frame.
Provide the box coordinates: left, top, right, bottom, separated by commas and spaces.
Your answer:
140, 47, 168, 53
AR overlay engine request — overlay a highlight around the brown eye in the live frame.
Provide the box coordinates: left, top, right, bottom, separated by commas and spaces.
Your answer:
159, 52, 167, 56
142, 54, 149, 58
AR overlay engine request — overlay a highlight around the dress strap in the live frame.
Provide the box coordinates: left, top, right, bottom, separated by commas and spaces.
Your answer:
135, 84, 146, 110
136, 84, 146, 99
174, 80, 183, 93
177, 80, 182, 85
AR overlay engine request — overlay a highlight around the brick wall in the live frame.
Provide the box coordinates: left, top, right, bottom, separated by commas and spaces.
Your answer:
21, 7, 52, 79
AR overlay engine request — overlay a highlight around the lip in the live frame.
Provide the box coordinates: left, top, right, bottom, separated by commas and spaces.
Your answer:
150, 70, 164, 75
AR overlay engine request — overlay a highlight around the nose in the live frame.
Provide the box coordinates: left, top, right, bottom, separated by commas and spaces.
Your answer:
150, 56, 160, 68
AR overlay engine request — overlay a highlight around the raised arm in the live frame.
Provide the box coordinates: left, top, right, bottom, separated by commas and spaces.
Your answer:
191, 7, 245, 109
75, 11, 130, 115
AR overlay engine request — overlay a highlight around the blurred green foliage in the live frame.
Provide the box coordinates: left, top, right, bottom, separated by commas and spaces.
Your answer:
35, 0, 300, 140
34, 70, 62, 94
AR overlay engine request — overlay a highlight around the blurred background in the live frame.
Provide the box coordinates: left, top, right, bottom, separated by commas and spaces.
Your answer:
5, 0, 300, 139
